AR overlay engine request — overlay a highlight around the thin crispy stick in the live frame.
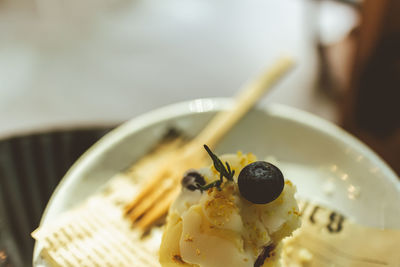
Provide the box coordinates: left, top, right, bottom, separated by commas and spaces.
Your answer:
125, 56, 295, 230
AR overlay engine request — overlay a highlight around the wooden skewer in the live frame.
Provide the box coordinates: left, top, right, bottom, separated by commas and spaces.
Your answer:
135, 186, 181, 229
123, 146, 205, 217
124, 56, 295, 230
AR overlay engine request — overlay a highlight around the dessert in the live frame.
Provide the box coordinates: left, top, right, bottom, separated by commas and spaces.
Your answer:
159, 145, 301, 267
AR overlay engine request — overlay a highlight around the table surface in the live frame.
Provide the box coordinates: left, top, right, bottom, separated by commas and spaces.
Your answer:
0, 0, 358, 137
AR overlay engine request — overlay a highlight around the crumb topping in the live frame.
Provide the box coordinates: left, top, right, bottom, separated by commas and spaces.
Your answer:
184, 234, 193, 242
196, 249, 201, 256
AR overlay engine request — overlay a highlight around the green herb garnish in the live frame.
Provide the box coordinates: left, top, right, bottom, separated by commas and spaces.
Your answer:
196, 145, 235, 191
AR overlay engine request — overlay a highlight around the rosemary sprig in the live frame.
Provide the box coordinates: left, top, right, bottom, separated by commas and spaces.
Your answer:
196, 145, 235, 191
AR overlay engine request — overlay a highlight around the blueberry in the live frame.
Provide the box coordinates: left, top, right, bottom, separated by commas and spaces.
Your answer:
238, 161, 284, 204
181, 171, 206, 191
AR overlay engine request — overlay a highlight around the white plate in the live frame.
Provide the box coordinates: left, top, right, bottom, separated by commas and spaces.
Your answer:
33, 98, 400, 264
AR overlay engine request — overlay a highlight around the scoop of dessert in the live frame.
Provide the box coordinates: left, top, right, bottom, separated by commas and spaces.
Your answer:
159, 149, 301, 267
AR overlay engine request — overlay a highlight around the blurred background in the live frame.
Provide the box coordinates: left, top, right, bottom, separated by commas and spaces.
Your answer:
0, 0, 399, 265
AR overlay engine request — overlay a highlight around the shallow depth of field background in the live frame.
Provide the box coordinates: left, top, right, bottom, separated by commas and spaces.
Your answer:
0, 0, 399, 265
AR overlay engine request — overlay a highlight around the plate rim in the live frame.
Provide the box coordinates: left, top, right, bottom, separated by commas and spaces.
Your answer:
33, 98, 400, 261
